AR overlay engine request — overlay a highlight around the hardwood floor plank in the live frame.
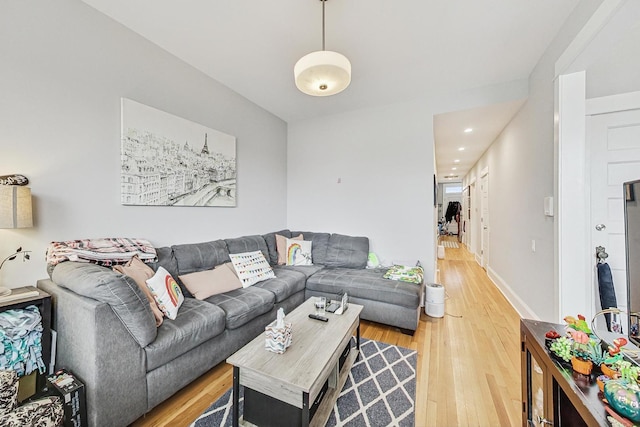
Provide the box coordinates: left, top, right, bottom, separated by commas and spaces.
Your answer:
133, 237, 521, 427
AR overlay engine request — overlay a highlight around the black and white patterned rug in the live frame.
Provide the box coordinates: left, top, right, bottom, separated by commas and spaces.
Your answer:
192, 339, 417, 427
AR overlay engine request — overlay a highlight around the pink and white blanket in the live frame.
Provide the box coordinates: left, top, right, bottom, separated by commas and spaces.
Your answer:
46, 237, 157, 267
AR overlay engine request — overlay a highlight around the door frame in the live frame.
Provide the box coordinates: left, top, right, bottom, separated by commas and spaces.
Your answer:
479, 168, 489, 269
555, 0, 635, 322
468, 180, 476, 255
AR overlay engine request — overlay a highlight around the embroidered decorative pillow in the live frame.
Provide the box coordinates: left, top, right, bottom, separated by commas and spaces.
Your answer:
229, 250, 275, 287
285, 238, 313, 266
383, 265, 424, 285
145, 266, 184, 320
179, 262, 243, 300
276, 233, 303, 265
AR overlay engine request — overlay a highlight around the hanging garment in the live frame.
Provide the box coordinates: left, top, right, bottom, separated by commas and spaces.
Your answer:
597, 262, 620, 333
445, 201, 461, 223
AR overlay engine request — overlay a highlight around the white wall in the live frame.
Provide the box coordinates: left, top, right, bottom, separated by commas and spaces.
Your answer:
463, 0, 604, 321
287, 79, 527, 280
287, 101, 435, 271
0, 2, 288, 288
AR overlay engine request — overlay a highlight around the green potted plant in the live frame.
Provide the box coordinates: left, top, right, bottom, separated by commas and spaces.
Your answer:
602, 354, 623, 379
615, 360, 640, 385
601, 337, 628, 378
568, 329, 594, 375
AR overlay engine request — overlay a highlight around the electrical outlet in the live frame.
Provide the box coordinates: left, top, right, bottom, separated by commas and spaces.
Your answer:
531, 239, 536, 252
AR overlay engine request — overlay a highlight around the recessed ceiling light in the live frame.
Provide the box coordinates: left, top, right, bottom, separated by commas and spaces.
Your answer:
454, 159, 460, 163
458, 147, 465, 151
464, 128, 473, 133
452, 167, 457, 170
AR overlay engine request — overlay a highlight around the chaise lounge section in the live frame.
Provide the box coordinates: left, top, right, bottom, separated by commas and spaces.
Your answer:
37, 230, 422, 426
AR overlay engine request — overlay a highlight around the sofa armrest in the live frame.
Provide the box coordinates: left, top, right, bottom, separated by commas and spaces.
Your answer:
38, 278, 148, 427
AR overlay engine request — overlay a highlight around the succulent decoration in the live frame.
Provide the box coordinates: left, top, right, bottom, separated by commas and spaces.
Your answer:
546, 314, 639, 379
0, 247, 31, 271
546, 313, 640, 423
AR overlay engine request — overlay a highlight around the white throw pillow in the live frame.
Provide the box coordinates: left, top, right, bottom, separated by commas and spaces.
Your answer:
229, 250, 276, 287
145, 266, 184, 320
285, 238, 313, 266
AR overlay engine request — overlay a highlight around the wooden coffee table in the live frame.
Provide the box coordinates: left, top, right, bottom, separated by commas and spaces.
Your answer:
227, 298, 362, 427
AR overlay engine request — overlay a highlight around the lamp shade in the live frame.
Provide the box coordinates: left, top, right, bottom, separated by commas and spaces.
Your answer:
294, 50, 351, 96
0, 186, 33, 228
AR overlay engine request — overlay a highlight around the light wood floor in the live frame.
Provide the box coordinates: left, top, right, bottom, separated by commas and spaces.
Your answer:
132, 237, 522, 426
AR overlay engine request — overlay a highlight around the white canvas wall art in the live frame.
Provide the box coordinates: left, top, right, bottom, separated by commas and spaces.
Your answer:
121, 98, 236, 207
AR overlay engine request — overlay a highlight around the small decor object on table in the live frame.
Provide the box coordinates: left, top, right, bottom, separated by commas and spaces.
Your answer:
0, 247, 31, 278
604, 380, 640, 423
334, 292, 349, 315
47, 368, 87, 427
265, 308, 292, 354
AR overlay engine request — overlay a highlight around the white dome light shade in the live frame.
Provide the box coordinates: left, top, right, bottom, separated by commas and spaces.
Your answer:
294, 50, 351, 96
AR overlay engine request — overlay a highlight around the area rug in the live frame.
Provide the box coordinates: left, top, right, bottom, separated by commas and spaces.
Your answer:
441, 240, 459, 248
191, 339, 417, 427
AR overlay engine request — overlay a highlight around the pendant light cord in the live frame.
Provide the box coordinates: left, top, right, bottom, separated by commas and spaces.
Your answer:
322, 0, 326, 51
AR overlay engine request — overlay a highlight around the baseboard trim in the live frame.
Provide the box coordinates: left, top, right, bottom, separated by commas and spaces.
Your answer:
487, 266, 539, 320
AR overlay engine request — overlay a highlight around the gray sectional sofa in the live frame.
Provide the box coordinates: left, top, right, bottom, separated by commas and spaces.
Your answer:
37, 230, 422, 426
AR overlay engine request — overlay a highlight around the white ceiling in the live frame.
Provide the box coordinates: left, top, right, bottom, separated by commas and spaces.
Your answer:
81, 0, 578, 182
434, 99, 526, 182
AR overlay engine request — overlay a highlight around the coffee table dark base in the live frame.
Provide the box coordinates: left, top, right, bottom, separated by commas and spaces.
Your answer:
232, 324, 361, 427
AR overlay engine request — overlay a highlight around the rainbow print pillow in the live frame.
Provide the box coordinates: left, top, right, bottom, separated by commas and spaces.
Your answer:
285, 238, 313, 266
146, 266, 184, 320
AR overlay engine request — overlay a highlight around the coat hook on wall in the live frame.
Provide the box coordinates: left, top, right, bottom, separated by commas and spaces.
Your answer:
596, 246, 608, 264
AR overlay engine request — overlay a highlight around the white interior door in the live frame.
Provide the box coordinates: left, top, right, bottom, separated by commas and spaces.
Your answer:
462, 185, 470, 246
480, 171, 489, 269
588, 97, 640, 331
469, 181, 476, 254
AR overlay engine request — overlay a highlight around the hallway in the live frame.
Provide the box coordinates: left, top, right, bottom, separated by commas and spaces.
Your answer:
417, 235, 522, 425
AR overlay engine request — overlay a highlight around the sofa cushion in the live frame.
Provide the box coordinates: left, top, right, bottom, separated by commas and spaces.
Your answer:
324, 234, 369, 269
150, 246, 190, 298
290, 231, 330, 265
204, 287, 275, 330
254, 267, 307, 303
262, 229, 291, 265
51, 261, 157, 347
146, 267, 185, 320
229, 251, 276, 287
113, 256, 164, 327
305, 267, 421, 308
172, 240, 230, 275
144, 298, 226, 371
179, 263, 243, 300
225, 235, 270, 261
278, 264, 325, 278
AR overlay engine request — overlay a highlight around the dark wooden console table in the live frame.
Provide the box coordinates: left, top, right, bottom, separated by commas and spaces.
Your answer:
521, 318, 609, 426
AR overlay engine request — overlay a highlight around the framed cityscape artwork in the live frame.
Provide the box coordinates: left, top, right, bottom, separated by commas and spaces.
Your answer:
120, 98, 236, 207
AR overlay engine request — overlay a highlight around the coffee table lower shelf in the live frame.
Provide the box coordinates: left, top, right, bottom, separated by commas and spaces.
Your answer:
228, 300, 363, 427
236, 347, 359, 427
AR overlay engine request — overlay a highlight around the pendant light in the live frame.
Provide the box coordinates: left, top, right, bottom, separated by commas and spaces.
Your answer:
294, 0, 351, 96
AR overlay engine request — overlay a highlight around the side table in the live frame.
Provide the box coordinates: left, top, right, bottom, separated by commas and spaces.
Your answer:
0, 286, 52, 398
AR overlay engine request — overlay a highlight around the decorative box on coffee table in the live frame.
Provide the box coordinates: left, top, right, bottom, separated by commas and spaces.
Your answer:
227, 298, 362, 427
